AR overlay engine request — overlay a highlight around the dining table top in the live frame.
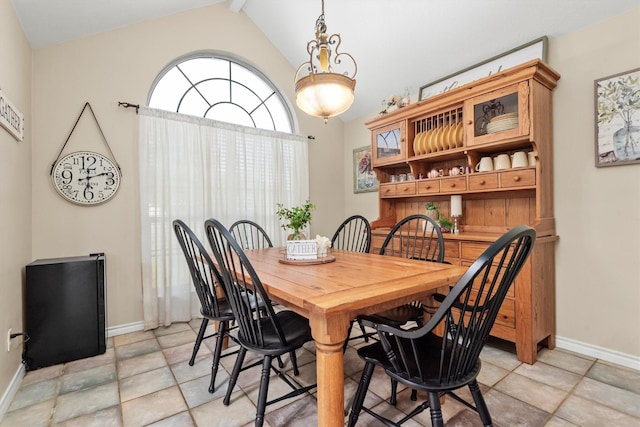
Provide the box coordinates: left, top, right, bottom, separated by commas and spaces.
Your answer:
241, 247, 467, 427
242, 247, 467, 320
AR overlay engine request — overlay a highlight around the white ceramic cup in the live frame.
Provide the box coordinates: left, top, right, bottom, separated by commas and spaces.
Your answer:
494, 154, 511, 170
528, 151, 536, 167
511, 151, 528, 168
475, 157, 494, 172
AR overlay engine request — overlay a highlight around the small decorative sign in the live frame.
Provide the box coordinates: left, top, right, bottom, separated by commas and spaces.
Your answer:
0, 88, 25, 141
286, 240, 318, 260
419, 36, 548, 101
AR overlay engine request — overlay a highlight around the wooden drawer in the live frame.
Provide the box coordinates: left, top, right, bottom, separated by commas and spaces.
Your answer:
461, 242, 489, 261
451, 293, 515, 329
471, 292, 515, 328
468, 173, 498, 191
396, 182, 416, 196
444, 241, 460, 259
499, 169, 535, 188
379, 183, 396, 198
370, 234, 387, 254
461, 257, 515, 298
417, 179, 440, 194
439, 176, 467, 193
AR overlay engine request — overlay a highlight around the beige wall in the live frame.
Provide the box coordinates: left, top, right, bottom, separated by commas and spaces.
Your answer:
2, 0, 638, 404
344, 8, 640, 360
550, 9, 640, 357
0, 0, 32, 402
30, 3, 344, 329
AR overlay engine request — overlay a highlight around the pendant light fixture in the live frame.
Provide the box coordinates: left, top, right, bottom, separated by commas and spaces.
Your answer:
294, 0, 357, 124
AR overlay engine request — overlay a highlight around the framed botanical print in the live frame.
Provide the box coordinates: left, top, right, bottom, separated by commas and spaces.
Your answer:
594, 67, 640, 167
353, 146, 378, 193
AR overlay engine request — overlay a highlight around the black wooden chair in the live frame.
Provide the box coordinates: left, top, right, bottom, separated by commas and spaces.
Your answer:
370, 214, 445, 328
228, 218, 293, 371
347, 225, 536, 427
331, 214, 371, 253
331, 215, 375, 348
172, 219, 238, 393
205, 218, 316, 427
229, 220, 273, 250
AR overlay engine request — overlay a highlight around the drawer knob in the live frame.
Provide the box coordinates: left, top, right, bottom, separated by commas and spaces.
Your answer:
513, 176, 521, 182
467, 120, 473, 125
479, 180, 485, 185
424, 185, 431, 189
450, 183, 456, 188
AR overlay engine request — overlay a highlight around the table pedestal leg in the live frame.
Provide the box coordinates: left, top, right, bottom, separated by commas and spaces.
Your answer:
310, 313, 349, 427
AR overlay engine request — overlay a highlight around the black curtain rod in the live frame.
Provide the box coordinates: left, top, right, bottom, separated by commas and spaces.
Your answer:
118, 102, 140, 114
117, 102, 314, 140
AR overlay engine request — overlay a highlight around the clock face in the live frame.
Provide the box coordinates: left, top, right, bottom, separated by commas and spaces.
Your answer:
52, 151, 121, 205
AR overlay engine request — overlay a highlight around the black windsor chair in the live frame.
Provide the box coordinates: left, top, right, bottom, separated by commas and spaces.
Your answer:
172, 219, 238, 393
371, 214, 445, 328
228, 218, 294, 372
205, 218, 316, 427
330, 215, 376, 348
330, 214, 372, 253
347, 225, 537, 427
229, 220, 273, 250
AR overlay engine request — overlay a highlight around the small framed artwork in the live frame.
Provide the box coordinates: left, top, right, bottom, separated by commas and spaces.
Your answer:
594, 67, 640, 167
353, 145, 378, 193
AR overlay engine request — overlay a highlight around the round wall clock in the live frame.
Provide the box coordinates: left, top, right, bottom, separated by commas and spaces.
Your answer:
51, 151, 121, 205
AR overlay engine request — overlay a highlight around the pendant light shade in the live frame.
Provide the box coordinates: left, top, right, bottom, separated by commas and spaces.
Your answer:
294, 0, 357, 124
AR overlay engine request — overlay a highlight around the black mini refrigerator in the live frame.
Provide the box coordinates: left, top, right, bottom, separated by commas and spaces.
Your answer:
24, 254, 106, 370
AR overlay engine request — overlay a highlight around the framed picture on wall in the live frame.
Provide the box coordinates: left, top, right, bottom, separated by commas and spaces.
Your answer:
353, 146, 378, 193
594, 67, 640, 167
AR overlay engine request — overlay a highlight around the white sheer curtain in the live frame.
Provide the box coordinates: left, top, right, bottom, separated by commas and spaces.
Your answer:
138, 108, 309, 330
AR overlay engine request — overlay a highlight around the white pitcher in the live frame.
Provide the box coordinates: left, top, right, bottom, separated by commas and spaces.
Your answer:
494, 154, 511, 170
475, 157, 494, 172
511, 151, 528, 168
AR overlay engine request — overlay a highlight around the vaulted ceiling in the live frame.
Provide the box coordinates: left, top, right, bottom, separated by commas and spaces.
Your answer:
11, 0, 639, 121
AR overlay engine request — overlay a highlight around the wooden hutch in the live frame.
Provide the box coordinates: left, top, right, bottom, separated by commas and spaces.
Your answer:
367, 59, 560, 364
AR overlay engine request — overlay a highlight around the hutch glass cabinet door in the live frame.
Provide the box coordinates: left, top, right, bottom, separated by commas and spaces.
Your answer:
372, 121, 406, 166
464, 82, 531, 147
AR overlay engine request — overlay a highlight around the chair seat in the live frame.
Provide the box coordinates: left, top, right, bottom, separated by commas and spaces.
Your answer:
201, 298, 234, 321
357, 331, 480, 392
238, 310, 312, 355
366, 304, 423, 327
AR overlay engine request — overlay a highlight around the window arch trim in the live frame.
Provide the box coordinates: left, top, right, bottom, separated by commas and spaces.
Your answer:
147, 49, 297, 133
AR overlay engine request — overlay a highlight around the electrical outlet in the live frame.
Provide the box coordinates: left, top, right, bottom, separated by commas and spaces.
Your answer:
7, 328, 11, 352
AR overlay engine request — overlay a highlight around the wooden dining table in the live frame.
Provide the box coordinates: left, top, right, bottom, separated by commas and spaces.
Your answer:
242, 247, 467, 427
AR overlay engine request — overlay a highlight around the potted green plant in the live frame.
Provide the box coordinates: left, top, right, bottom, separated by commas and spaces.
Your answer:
425, 202, 439, 221
276, 200, 315, 240
437, 217, 453, 233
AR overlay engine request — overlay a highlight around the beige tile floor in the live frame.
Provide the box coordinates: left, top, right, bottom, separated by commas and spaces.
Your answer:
1, 319, 639, 427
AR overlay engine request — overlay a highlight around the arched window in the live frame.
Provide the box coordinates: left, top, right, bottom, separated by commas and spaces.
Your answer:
140, 52, 308, 329
148, 52, 294, 133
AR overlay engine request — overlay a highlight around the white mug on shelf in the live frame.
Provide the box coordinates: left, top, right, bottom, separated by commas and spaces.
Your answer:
511, 151, 528, 168
494, 154, 511, 170
475, 157, 494, 172
528, 151, 537, 167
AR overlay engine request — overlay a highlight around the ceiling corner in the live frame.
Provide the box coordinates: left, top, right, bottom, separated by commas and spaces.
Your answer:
228, 0, 246, 12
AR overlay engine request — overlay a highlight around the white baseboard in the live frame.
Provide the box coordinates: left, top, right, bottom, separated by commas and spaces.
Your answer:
106, 321, 145, 338
556, 335, 640, 371
0, 362, 25, 422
